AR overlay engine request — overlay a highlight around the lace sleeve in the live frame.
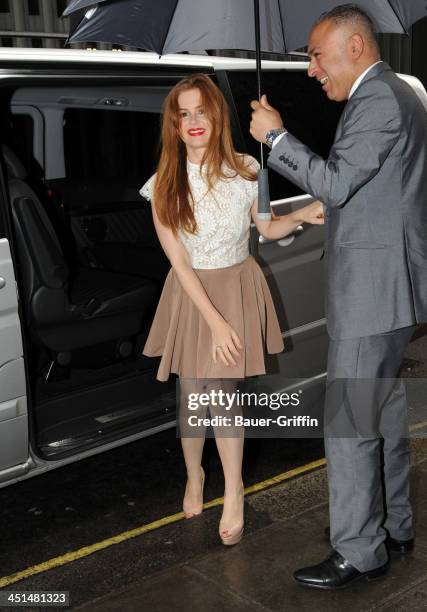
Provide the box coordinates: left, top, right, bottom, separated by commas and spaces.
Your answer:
139, 173, 156, 201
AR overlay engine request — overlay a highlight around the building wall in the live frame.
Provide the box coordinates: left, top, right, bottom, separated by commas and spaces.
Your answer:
0, 0, 114, 49
0, 0, 69, 48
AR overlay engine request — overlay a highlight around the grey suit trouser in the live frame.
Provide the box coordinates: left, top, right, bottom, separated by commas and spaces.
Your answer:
325, 326, 415, 572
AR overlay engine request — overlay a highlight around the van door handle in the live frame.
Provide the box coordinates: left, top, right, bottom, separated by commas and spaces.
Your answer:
258, 225, 303, 247
0, 277, 6, 289
277, 235, 295, 247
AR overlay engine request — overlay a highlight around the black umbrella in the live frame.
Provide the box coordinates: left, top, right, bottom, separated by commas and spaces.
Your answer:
64, 0, 109, 13
64, 0, 427, 218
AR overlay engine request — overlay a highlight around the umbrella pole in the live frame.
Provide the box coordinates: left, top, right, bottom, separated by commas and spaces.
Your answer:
254, 0, 271, 220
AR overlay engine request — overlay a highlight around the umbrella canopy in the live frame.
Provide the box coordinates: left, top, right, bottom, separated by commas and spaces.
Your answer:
65, 0, 427, 54
63, 0, 109, 14
63, 0, 427, 218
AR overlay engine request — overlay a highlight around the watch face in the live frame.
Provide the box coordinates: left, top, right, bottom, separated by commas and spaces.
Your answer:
268, 129, 280, 139
267, 129, 281, 146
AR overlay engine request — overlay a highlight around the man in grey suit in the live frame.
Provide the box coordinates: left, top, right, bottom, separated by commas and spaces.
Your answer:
251, 4, 427, 589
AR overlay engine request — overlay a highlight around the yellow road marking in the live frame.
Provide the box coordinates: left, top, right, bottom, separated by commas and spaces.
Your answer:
1, 422, 425, 588
0, 458, 325, 588
410, 419, 427, 433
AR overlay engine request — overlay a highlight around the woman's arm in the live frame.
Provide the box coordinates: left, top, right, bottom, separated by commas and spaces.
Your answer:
251, 199, 324, 240
151, 201, 242, 366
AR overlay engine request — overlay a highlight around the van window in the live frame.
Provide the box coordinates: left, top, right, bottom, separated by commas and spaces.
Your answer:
227, 70, 345, 201
63, 109, 161, 184
56, 0, 67, 17
28, 0, 40, 16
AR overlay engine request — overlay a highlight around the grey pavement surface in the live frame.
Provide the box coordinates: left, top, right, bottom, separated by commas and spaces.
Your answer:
2, 328, 425, 611
73, 330, 427, 612
74, 439, 427, 612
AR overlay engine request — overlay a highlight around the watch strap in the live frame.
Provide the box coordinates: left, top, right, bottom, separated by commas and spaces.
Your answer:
265, 128, 286, 149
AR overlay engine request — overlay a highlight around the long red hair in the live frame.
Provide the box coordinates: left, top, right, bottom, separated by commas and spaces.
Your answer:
153, 73, 257, 235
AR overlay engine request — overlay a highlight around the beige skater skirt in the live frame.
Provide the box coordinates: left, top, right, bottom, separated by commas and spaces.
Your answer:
143, 255, 284, 381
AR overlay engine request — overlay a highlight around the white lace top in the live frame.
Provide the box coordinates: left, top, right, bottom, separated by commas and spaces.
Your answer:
139, 155, 260, 269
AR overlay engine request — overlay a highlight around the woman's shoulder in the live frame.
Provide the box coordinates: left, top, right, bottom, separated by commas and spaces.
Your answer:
236, 153, 260, 171
139, 173, 157, 201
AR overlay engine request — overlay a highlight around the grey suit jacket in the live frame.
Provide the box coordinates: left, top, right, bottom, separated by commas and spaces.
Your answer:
268, 62, 427, 340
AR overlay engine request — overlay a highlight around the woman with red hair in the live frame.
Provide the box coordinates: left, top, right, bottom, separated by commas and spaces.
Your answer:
140, 74, 323, 545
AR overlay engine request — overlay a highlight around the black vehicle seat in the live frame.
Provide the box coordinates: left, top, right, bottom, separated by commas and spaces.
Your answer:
49, 178, 171, 287
2, 145, 158, 353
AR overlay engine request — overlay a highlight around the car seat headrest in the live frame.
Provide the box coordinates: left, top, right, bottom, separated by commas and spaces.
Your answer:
2, 144, 27, 180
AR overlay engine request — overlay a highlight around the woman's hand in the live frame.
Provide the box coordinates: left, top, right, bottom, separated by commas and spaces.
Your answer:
252, 198, 324, 241
299, 200, 325, 225
210, 318, 243, 366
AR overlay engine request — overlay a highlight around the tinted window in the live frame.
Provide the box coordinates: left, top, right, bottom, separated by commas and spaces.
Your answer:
56, 0, 67, 18
27, 0, 40, 16
228, 70, 345, 201
64, 109, 161, 185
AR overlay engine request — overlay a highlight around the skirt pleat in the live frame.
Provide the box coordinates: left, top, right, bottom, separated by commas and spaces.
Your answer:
143, 255, 284, 381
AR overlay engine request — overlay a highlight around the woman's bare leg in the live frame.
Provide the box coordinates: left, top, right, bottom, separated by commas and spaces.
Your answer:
208, 379, 245, 542
215, 434, 245, 538
179, 378, 207, 517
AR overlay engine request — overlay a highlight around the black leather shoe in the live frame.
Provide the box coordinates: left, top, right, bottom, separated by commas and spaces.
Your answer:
387, 536, 415, 554
324, 526, 414, 554
294, 550, 389, 590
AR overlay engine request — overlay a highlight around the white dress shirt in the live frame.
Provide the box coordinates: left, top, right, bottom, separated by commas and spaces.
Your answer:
348, 60, 383, 99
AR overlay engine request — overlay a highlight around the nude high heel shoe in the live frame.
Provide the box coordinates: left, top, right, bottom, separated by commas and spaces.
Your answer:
219, 524, 244, 546
219, 485, 244, 546
183, 467, 205, 519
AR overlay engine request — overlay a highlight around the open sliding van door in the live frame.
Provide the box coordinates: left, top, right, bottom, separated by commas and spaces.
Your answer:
0, 161, 29, 484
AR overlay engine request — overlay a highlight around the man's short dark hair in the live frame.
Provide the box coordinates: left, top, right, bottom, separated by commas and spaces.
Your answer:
315, 4, 380, 52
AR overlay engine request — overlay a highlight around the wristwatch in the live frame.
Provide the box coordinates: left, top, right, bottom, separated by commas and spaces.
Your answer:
265, 127, 287, 149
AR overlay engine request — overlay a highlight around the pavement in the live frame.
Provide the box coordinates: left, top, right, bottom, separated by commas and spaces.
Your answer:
75, 437, 427, 612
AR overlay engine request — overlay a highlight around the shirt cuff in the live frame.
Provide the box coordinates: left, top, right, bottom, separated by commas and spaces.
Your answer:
271, 132, 287, 148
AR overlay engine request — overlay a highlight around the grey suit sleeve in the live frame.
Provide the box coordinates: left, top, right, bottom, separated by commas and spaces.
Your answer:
268, 81, 402, 209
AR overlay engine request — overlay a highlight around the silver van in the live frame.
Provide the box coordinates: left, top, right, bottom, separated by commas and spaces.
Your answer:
0, 48, 426, 488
